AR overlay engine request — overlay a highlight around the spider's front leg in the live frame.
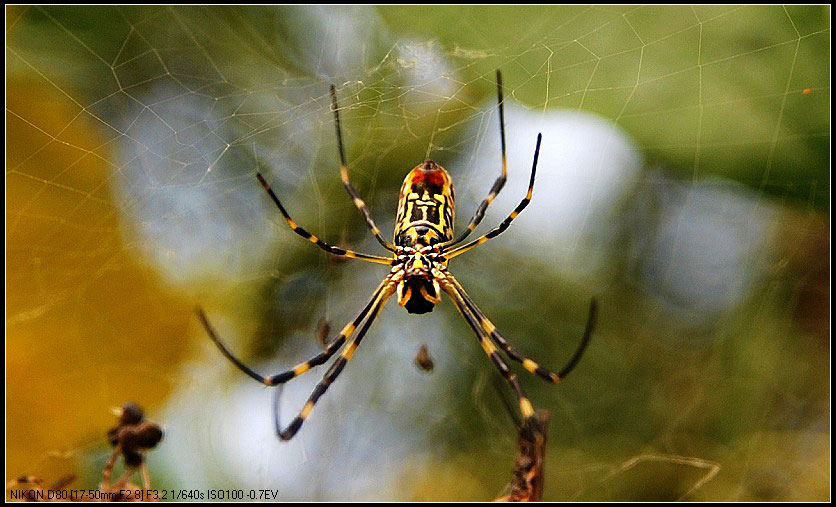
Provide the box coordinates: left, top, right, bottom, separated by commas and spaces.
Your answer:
196, 275, 394, 388
436, 270, 537, 420
438, 269, 596, 421
274, 272, 400, 440
198, 269, 402, 441
447, 274, 597, 383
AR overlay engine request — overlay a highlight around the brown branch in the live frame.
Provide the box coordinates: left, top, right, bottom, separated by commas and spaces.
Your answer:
495, 410, 550, 502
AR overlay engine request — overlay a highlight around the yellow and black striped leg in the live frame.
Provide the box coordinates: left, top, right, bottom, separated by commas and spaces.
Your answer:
329, 85, 397, 252
276, 283, 396, 440
196, 277, 393, 387
441, 279, 537, 421
444, 133, 542, 260
447, 275, 597, 383
256, 173, 393, 265
443, 69, 509, 248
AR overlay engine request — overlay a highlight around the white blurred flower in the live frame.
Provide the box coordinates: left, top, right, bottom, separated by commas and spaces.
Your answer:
629, 174, 777, 324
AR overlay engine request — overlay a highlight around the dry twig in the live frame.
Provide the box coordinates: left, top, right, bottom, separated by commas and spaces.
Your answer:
495, 410, 550, 502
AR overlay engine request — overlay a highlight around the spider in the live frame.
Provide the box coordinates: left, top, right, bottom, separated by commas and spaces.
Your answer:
197, 70, 597, 441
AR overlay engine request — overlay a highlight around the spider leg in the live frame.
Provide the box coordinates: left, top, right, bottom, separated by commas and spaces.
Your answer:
330, 85, 397, 252
443, 133, 541, 260
439, 274, 537, 421
197, 275, 394, 387
256, 173, 393, 265
275, 279, 397, 440
443, 69, 509, 248
447, 274, 597, 383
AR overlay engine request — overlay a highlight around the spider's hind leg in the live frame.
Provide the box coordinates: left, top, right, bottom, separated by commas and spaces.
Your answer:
329, 85, 396, 252
256, 173, 393, 265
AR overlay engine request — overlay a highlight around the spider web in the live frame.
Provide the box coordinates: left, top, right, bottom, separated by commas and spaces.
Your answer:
6, 5, 830, 501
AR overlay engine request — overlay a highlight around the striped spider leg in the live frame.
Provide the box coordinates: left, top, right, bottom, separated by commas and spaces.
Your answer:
441, 270, 597, 421
439, 69, 510, 249
448, 274, 597, 384
198, 270, 401, 440
329, 85, 397, 253
255, 173, 392, 265
433, 132, 595, 424
272, 273, 400, 440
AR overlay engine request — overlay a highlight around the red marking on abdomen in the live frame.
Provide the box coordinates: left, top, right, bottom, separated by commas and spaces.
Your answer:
410, 168, 448, 188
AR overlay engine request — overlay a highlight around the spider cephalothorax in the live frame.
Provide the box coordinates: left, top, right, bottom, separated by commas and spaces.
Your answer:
199, 70, 597, 442
394, 246, 445, 314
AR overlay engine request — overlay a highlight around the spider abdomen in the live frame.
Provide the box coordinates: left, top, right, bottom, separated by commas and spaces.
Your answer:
394, 160, 455, 247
